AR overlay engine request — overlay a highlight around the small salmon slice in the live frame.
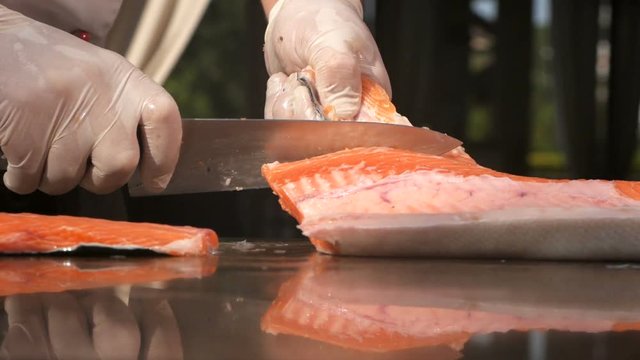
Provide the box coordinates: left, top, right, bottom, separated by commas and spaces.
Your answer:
262, 74, 640, 259
265, 67, 412, 125
0, 212, 218, 256
325, 75, 412, 125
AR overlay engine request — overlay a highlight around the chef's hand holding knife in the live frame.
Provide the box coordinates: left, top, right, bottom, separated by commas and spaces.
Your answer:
0, 5, 182, 196
262, 0, 391, 120
0, 0, 389, 196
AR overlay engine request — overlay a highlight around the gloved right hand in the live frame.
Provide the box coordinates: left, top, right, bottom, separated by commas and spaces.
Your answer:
0, 5, 182, 195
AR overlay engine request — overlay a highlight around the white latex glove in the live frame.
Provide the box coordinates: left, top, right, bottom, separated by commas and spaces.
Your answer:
264, 71, 324, 121
0, 5, 181, 195
264, 0, 390, 120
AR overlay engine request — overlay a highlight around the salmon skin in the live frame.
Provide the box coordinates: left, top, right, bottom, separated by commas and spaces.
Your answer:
262, 72, 640, 260
262, 255, 640, 353
0, 256, 217, 297
0, 212, 218, 256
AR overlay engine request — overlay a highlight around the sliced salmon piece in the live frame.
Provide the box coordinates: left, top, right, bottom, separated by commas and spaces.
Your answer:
262, 255, 640, 353
265, 67, 412, 125
324, 75, 412, 125
0, 257, 217, 297
0, 212, 218, 256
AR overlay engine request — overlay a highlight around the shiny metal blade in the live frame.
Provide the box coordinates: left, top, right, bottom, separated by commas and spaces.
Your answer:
0, 119, 462, 196
128, 119, 461, 196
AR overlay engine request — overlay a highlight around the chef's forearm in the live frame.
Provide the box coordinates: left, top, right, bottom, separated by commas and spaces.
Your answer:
260, 0, 364, 17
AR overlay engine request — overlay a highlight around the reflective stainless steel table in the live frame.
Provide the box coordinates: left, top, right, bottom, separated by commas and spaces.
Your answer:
1, 240, 639, 359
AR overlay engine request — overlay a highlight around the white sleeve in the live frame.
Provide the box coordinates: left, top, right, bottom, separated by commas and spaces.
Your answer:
0, 0, 123, 46
119, 0, 210, 84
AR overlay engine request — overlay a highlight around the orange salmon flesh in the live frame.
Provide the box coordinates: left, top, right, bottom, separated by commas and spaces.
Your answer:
0, 213, 218, 256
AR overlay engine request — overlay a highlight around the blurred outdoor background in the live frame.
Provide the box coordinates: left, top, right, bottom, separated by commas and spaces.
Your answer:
126, 0, 640, 237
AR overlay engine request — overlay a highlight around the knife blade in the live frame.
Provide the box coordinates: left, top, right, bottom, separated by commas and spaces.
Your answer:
0, 119, 462, 196
129, 118, 462, 196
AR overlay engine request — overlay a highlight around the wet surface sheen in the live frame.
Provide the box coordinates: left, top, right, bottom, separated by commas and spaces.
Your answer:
1, 240, 639, 359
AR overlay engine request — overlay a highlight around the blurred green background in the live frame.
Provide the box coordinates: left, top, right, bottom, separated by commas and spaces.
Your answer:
164, 0, 267, 120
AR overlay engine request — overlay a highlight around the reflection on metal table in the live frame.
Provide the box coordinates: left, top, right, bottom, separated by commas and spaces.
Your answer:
1, 240, 639, 359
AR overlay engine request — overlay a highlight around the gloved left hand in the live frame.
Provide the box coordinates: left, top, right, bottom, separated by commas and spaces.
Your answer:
263, 0, 390, 120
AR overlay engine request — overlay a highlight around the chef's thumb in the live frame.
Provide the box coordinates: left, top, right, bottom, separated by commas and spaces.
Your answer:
311, 48, 362, 120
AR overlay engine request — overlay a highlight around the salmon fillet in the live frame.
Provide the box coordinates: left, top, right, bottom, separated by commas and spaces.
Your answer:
0, 212, 218, 256
262, 146, 640, 259
262, 74, 640, 259
0, 257, 217, 297
262, 255, 640, 353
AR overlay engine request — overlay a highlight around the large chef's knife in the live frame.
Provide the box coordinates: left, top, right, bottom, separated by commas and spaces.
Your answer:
0, 119, 462, 196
